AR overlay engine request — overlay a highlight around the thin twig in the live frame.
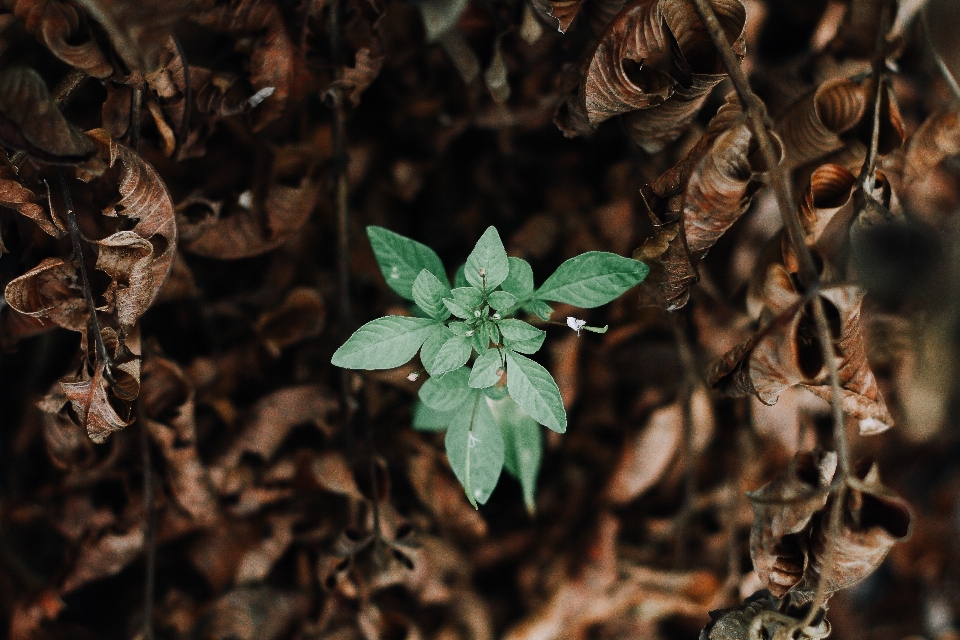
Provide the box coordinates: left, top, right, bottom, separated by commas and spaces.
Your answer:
861, 2, 893, 189
58, 168, 112, 374
922, 6, 960, 100
10, 69, 90, 169
130, 87, 143, 152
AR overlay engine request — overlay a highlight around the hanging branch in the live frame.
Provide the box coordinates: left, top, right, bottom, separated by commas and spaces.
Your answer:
688, 0, 854, 626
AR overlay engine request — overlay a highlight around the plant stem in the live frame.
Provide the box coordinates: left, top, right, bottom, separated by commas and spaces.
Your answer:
58, 168, 112, 374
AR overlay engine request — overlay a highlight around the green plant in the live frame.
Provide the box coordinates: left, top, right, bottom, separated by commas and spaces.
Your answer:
332, 226, 649, 508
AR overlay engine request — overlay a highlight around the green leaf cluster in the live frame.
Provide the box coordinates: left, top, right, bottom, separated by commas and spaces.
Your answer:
331, 225, 649, 509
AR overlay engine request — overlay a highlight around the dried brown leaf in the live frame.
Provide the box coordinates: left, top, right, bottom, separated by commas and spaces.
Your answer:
640, 95, 778, 309
746, 450, 837, 597
142, 356, 219, 524
59, 524, 144, 594
216, 385, 338, 469
190, 0, 299, 129
4, 257, 88, 332
9, 0, 113, 78
191, 587, 311, 640
558, 0, 744, 152
0, 66, 96, 164
605, 401, 682, 503
0, 167, 64, 236
776, 77, 866, 171
529, 0, 583, 33
180, 178, 319, 259
710, 263, 892, 433
623, 0, 746, 153
903, 102, 960, 188
73, 0, 190, 72
256, 286, 326, 357
804, 461, 913, 595
82, 129, 178, 322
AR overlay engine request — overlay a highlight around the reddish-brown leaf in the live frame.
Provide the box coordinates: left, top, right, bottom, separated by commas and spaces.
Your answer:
746, 450, 837, 597
8, 0, 113, 78
0, 66, 96, 164
776, 77, 865, 171
804, 460, 912, 595
4, 257, 88, 332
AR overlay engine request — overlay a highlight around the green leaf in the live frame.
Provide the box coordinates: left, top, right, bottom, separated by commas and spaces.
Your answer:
429, 334, 473, 376
465, 226, 509, 290
419, 366, 473, 411
332, 316, 439, 370
448, 321, 471, 335
445, 394, 504, 507
469, 348, 504, 388
498, 319, 545, 343
367, 226, 447, 300
504, 350, 566, 433
484, 384, 508, 400
412, 269, 451, 320
454, 264, 469, 288
490, 396, 542, 514
535, 252, 649, 308
451, 287, 483, 307
470, 325, 489, 353
488, 290, 518, 312
413, 400, 461, 432
523, 299, 553, 321
420, 324, 453, 376
443, 298, 474, 320
498, 319, 546, 354
501, 257, 535, 299
506, 333, 545, 354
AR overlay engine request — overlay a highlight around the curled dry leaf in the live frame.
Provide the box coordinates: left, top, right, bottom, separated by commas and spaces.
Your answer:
72, 0, 191, 72
709, 263, 892, 434
558, 0, 745, 154
8, 0, 113, 78
796, 163, 857, 259
191, 587, 311, 640
142, 356, 219, 524
4, 257, 88, 332
82, 129, 178, 324
256, 287, 326, 357
776, 77, 865, 171
59, 524, 145, 594
60, 328, 141, 443
638, 95, 778, 309
623, 0, 746, 153
746, 450, 837, 597
0, 66, 96, 164
215, 385, 338, 469
189, 0, 298, 129
0, 166, 64, 237
606, 400, 683, 503
529, 0, 583, 33
38, 382, 95, 468
804, 460, 912, 595
903, 102, 960, 189
179, 177, 320, 260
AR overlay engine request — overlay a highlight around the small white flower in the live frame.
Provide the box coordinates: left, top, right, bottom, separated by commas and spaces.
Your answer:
567, 316, 586, 336
465, 330, 474, 337
478, 268, 486, 276
474, 309, 481, 317
407, 371, 420, 382
492, 312, 501, 320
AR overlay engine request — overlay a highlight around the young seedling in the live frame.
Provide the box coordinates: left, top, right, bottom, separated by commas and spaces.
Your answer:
332, 226, 649, 509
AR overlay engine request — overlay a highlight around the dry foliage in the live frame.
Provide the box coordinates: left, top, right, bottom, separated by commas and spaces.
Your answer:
1, 0, 958, 639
